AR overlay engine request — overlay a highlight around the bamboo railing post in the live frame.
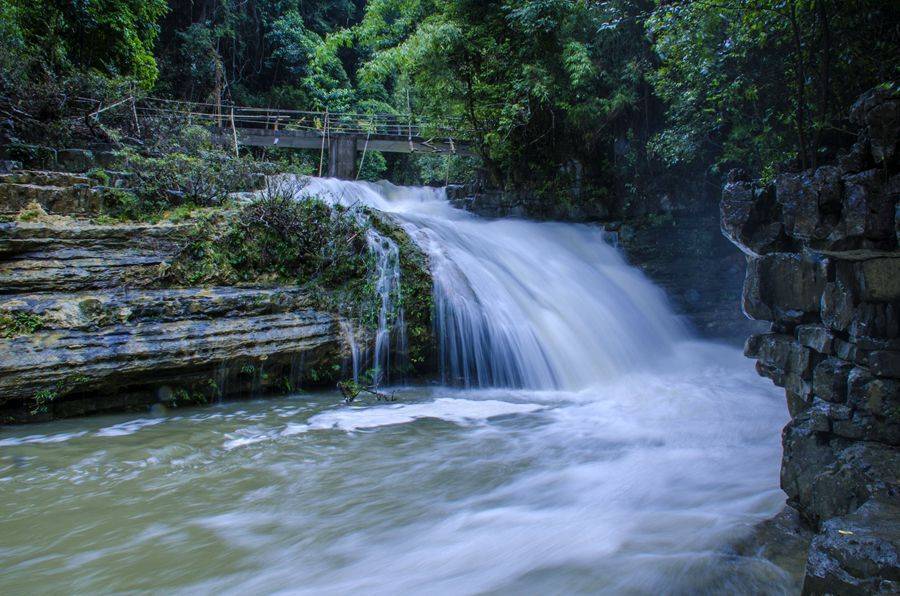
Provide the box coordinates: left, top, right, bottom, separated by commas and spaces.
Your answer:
318, 108, 329, 177
230, 105, 239, 158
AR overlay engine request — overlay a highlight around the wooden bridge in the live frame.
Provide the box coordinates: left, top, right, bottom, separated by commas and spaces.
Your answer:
128, 98, 476, 179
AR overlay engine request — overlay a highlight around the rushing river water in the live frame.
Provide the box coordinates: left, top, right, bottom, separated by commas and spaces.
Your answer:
0, 180, 792, 594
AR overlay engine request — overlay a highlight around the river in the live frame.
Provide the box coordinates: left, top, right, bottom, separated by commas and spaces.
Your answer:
0, 180, 791, 594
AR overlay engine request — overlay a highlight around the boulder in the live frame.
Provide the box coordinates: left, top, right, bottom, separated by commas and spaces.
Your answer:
813, 358, 853, 403
720, 179, 790, 256
850, 86, 900, 166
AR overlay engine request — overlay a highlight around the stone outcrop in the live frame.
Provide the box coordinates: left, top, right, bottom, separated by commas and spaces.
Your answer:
0, 287, 341, 421
0, 191, 358, 422
722, 85, 900, 593
0, 170, 107, 216
0, 220, 190, 292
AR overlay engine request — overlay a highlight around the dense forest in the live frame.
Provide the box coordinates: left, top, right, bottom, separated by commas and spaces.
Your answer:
0, 0, 897, 204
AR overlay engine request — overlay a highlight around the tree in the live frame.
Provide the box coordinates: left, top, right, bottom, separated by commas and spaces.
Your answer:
7, 0, 168, 88
648, 0, 900, 178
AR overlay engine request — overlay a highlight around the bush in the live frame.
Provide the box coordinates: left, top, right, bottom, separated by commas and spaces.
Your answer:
103, 147, 268, 220
122, 150, 258, 207
165, 181, 371, 291
224, 182, 369, 289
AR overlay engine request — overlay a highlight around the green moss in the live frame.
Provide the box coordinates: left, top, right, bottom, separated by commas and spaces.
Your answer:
164, 191, 371, 293
163, 189, 436, 382
369, 211, 435, 375
15, 203, 45, 222
167, 387, 210, 408
86, 167, 110, 186
29, 374, 90, 415
0, 311, 44, 337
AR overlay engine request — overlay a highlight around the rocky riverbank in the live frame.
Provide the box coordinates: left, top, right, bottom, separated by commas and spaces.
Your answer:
722, 86, 899, 593
0, 162, 433, 423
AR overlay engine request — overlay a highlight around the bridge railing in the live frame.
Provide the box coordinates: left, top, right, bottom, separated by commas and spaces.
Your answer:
124, 97, 474, 141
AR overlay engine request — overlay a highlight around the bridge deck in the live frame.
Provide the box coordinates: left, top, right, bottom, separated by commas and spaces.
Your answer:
212, 127, 473, 156
78, 96, 475, 177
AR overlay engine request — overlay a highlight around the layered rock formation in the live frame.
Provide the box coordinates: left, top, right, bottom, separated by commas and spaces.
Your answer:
0, 213, 346, 422
722, 86, 899, 593
0, 162, 433, 422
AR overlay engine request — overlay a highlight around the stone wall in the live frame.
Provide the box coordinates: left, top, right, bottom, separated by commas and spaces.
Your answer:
721, 86, 899, 593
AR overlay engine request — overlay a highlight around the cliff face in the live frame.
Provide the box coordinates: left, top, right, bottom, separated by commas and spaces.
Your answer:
722, 86, 899, 593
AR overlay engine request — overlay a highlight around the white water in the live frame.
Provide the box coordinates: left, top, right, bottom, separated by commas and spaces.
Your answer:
294, 177, 686, 388
0, 178, 794, 594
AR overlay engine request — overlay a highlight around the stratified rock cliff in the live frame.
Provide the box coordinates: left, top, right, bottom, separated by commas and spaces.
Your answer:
722, 85, 899, 594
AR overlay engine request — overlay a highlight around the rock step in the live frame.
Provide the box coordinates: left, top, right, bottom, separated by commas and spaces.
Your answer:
0, 221, 193, 293
0, 145, 118, 173
0, 181, 104, 215
0, 170, 90, 187
0, 250, 170, 294
0, 307, 340, 405
0, 220, 192, 255
0, 286, 316, 331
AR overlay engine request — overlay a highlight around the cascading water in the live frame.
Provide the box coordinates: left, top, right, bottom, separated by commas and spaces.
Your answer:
364, 227, 405, 385
0, 178, 794, 595
293, 177, 686, 389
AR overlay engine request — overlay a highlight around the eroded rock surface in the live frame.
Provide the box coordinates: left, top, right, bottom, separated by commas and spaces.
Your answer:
0, 211, 353, 422
722, 86, 900, 592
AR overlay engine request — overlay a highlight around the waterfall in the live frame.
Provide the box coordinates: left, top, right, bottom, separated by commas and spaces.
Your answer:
291, 177, 687, 390
365, 228, 405, 385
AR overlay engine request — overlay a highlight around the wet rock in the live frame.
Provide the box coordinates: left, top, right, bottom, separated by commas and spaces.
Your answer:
813, 358, 852, 403
832, 169, 896, 247
850, 85, 900, 166
731, 505, 813, 594
743, 254, 826, 323
720, 179, 790, 256
0, 287, 343, 418
798, 324, 835, 354
776, 166, 841, 241
869, 350, 900, 378
856, 258, 900, 302
803, 497, 900, 595
782, 420, 898, 525
726, 86, 900, 590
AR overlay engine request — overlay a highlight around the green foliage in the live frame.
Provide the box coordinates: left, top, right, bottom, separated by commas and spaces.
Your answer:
1, 0, 168, 88
357, 150, 388, 181
121, 150, 257, 208
224, 184, 370, 289
648, 0, 900, 174
98, 145, 269, 221
167, 387, 210, 408
29, 374, 90, 415
31, 388, 58, 415
166, 183, 371, 291
3, 0, 897, 209
0, 311, 44, 337
353, 0, 656, 189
